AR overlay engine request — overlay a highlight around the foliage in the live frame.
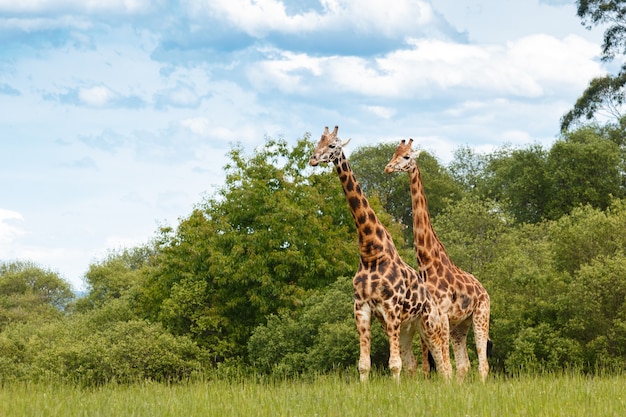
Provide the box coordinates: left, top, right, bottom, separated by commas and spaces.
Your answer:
466, 128, 625, 224
481, 144, 550, 224
4, 128, 626, 381
247, 276, 388, 376
75, 246, 152, 312
561, 1, 626, 130
0, 261, 74, 331
0, 300, 207, 385
135, 136, 359, 362
546, 129, 624, 219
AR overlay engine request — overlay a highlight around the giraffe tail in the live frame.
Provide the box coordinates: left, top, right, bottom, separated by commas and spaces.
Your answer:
427, 351, 436, 372
486, 339, 493, 358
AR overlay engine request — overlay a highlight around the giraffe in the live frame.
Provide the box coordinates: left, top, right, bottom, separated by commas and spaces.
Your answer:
309, 126, 452, 382
384, 138, 492, 382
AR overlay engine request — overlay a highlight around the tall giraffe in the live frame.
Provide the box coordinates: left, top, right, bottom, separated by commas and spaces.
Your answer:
309, 126, 452, 382
385, 138, 491, 382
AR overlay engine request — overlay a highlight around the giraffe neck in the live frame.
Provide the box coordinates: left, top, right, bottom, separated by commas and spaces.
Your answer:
409, 164, 448, 270
334, 153, 394, 263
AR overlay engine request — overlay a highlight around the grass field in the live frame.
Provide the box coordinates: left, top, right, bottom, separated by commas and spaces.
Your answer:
1, 372, 625, 417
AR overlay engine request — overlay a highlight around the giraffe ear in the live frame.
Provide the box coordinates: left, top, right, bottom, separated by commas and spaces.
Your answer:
411, 149, 423, 159
341, 138, 352, 147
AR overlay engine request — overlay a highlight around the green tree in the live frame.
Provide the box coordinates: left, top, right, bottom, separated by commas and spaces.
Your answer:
0, 261, 74, 331
136, 136, 360, 362
561, 1, 626, 130
546, 129, 623, 219
562, 254, 626, 370
248, 276, 388, 376
448, 145, 489, 194
75, 246, 153, 311
481, 144, 550, 224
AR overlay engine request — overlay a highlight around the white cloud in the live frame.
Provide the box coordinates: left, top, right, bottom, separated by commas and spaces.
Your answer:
0, 209, 24, 245
198, 0, 435, 37
78, 85, 116, 106
363, 105, 395, 119
0, 0, 154, 14
250, 33, 602, 99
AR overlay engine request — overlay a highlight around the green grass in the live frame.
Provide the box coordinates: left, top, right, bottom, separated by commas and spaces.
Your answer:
1, 372, 625, 417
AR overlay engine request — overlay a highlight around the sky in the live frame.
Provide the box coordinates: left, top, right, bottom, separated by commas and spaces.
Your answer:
0, 0, 611, 291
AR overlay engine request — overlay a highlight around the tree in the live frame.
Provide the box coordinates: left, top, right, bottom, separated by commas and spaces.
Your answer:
448, 145, 489, 194
481, 144, 551, 224
0, 261, 74, 330
546, 128, 623, 219
561, 1, 626, 131
136, 135, 361, 362
75, 246, 153, 311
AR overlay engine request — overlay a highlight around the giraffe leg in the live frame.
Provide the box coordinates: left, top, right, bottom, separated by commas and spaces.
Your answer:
386, 320, 403, 382
450, 319, 471, 383
473, 303, 491, 383
419, 336, 431, 377
420, 311, 452, 380
354, 302, 372, 382
399, 322, 418, 377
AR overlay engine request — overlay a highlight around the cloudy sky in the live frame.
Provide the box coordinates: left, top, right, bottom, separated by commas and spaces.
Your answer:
0, 0, 610, 290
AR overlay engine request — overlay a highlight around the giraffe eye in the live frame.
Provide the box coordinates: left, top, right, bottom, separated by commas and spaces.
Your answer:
329, 144, 336, 149
403, 155, 410, 160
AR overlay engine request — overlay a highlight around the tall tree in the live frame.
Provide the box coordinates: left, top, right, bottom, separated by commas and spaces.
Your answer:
562, 1, 626, 131
546, 128, 623, 219
481, 144, 551, 224
0, 261, 74, 330
136, 135, 360, 361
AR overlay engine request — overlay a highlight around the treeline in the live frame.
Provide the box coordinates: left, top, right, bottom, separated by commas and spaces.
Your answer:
2, 124, 626, 385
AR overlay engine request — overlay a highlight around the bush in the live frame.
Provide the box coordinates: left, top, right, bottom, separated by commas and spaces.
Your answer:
0, 311, 209, 385
248, 276, 389, 377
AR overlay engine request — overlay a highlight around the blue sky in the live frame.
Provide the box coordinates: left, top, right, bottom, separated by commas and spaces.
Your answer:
0, 0, 609, 290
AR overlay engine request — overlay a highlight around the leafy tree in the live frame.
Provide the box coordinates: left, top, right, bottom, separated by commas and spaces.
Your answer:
561, 254, 626, 370
0, 261, 74, 330
75, 246, 153, 311
576, 0, 626, 61
481, 144, 550, 224
247, 276, 389, 376
136, 136, 360, 362
548, 199, 626, 275
546, 129, 623, 219
431, 195, 511, 277
561, 1, 626, 130
448, 145, 489, 194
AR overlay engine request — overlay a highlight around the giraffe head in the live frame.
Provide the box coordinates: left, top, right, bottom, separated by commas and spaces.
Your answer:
309, 125, 351, 166
384, 138, 423, 173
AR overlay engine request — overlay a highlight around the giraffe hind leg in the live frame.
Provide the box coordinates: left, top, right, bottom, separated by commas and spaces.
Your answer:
450, 319, 471, 383
473, 305, 491, 383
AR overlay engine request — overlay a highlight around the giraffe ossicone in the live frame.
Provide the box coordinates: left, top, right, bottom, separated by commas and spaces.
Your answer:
309, 126, 453, 382
385, 138, 492, 383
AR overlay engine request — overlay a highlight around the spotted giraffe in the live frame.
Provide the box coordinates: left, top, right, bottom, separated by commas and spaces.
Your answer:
309, 126, 452, 382
385, 138, 491, 382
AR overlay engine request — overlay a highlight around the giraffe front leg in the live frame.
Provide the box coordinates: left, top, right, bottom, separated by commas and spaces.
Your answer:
355, 302, 372, 382
386, 320, 403, 382
399, 322, 417, 377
